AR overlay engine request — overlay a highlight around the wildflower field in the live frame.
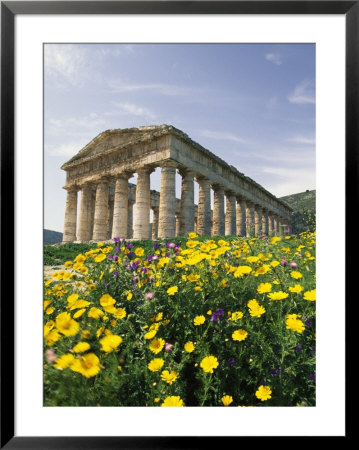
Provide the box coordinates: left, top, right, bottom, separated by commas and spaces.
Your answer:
44, 232, 316, 407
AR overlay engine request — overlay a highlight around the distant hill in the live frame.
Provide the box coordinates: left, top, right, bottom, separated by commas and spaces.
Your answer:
44, 229, 63, 245
280, 190, 316, 234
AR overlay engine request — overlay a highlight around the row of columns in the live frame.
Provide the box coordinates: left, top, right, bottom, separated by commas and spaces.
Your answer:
63, 164, 291, 243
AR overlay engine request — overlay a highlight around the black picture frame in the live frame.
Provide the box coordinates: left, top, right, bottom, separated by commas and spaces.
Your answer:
1, 1, 353, 447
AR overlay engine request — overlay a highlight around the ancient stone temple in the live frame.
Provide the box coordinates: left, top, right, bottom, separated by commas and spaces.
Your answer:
61, 125, 292, 242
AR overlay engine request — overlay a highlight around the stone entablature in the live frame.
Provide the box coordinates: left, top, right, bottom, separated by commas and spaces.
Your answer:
61, 125, 292, 242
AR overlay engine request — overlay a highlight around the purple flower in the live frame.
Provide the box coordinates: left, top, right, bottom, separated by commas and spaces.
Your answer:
126, 243, 133, 249
228, 358, 236, 367
281, 260, 288, 266
127, 252, 135, 260
309, 373, 316, 383
133, 275, 139, 283
129, 262, 138, 271
104, 282, 109, 287
113, 255, 118, 261
210, 313, 218, 322
294, 345, 302, 354
153, 242, 160, 249
284, 229, 290, 234
165, 343, 173, 352
107, 254, 113, 260
140, 267, 148, 274
216, 308, 224, 318
297, 253, 302, 258
270, 367, 281, 377
290, 262, 298, 269
113, 271, 118, 277
113, 237, 120, 243
305, 319, 312, 327
166, 242, 176, 249
145, 292, 154, 300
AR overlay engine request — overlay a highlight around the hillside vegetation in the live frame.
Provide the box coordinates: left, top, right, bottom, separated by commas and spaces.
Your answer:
44, 229, 63, 245
280, 190, 316, 234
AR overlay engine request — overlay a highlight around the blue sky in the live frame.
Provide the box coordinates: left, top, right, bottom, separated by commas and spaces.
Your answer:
44, 43, 315, 232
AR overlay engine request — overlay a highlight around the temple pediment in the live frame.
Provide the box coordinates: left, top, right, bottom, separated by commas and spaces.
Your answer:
61, 124, 176, 168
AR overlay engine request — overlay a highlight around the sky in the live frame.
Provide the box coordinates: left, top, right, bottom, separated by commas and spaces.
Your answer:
44, 43, 315, 232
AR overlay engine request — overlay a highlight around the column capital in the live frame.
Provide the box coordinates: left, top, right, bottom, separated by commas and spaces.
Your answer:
63, 184, 80, 192
158, 160, 178, 169
178, 168, 195, 178
137, 166, 155, 175
224, 189, 236, 197
114, 170, 134, 180
78, 180, 95, 190
94, 176, 112, 185
195, 175, 210, 185
211, 182, 224, 192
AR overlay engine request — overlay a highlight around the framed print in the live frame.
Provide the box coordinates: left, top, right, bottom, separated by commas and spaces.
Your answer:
1, 1, 354, 447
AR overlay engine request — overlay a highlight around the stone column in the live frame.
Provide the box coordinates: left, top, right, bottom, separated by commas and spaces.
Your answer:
62, 187, 78, 243
212, 184, 225, 236
279, 218, 285, 236
77, 184, 92, 242
152, 207, 159, 240
225, 193, 236, 236
158, 163, 177, 239
273, 215, 279, 236
92, 180, 110, 241
112, 174, 132, 240
196, 177, 212, 235
89, 192, 95, 240
236, 197, 247, 236
179, 169, 195, 235
286, 220, 292, 234
262, 209, 269, 235
246, 201, 255, 237
254, 206, 263, 236
269, 214, 275, 235
133, 168, 152, 240
176, 214, 181, 237
128, 202, 134, 239
107, 199, 114, 240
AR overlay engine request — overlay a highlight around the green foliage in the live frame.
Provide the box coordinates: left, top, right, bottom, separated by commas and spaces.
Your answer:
280, 190, 316, 234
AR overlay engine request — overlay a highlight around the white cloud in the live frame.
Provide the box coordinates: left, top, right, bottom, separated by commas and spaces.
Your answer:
44, 44, 90, 87
108, 79, 191, 97
107, 102, 157, 119
45, 141, 88, 157
200, 129, 247, 144
232, 146, 315, 166
265, 53, 283, 66
288, 80, 315, 104
259, 166, 316, 197
48, 113, 106, 131
45, 44, 135, 87
98, 45, 134, 57
286, 136, 316, 145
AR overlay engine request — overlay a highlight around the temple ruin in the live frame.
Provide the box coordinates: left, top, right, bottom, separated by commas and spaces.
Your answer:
61, 125, 292, 242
